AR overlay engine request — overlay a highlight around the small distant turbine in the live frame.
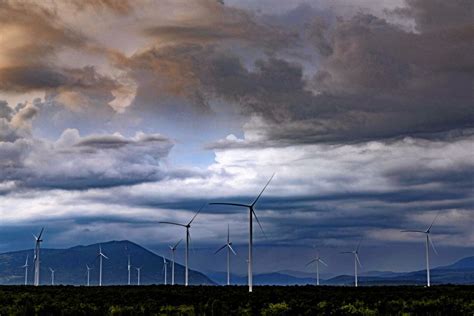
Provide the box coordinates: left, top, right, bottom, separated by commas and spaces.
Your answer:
306, 253, 328, 286
163, 257, 168, 285
127, 254, 131, 286
136, 267, 142, 286
341, 239, 362, 287
49, 268, 55, 286
215, 224, 237, 286
401, 213, 440, 287
169, 239, 182, 285
97, 245, 109, 286
210, 173, 275, 293
86, 264, 93, 287
159, 205, 204, 286
21, 255, 29, 286
33, 227, 44, 286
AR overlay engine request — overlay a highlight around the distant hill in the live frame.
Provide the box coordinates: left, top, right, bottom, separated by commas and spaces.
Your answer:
209, 256, 474, 286
0, 240, 214, 286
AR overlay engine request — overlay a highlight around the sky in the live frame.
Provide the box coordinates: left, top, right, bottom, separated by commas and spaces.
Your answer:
0, 0, 473, 276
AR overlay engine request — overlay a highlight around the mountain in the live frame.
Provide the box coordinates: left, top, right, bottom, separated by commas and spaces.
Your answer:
0, 240, 214, 286
209, 256, 474, 286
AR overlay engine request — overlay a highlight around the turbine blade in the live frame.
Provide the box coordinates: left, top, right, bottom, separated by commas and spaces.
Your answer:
188, 203, 205, 226
158, 221, 187, 227
305, 259, 317, 267
101, 253, 109, 260
173, 239, 183, 249
214, 244, 227, 254
32, 234, 38, 240
356, 238, 363, 252
340, 251, 352, 254
228, 244, 237, 255
251, 173, 275, 207
401, 230, 425, 233
427, 212, 440, 232
209, 202, 250, 208
428, 235, 438, 255
355, 253, 362, 267
252, 209, 266, 238
319, 258, 328, 266
37, 227, 44, 240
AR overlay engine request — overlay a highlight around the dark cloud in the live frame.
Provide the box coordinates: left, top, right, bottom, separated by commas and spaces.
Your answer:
0, 129, 175, 190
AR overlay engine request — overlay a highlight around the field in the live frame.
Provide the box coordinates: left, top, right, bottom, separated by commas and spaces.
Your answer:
0, 285, 473, 315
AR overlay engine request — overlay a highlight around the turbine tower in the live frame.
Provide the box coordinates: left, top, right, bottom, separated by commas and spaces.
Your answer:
210, 173, 275, 292
401, 213, 440, 287
86, 264, 92, 286
33, 227, 44, 286
341, 240, 362, 287
159, 205, 204, 286
215, 224, 237, 286
49, 268, 55, 285
97, 245, 109, 286
136, 267, 142, 286
163, 257, 168, 285
306, 253, 328, 286
169, 239, 182, 285
21, 255, 29, 286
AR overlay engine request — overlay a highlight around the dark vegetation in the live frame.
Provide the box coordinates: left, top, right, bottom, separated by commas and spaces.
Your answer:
0, 285, 473, 315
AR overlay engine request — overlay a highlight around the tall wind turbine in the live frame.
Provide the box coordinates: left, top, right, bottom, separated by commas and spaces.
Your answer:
169, 239, 182, 285
341, 240, 362, 287
33, 227, 44, 286
127, 254, 131, 285
306, 253, 328, 286
210, 173, 275, 292
86, 264, 92, 286
49, 268, 55, 286
163, 257, 168, 285
159, 205, 204, 286
215, 224, 237, 286
401, 213, 440, 287
136, 267, 142, 286
97, 245, 109, 286
21, 255, 29, 285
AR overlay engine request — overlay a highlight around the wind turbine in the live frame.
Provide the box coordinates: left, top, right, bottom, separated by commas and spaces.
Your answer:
401, 213, 440, 287
341, 240, 362, 287
21, 255, 29, 285
127, 254, 131, 285
306, 253, 328, 286
97, 245, 109, 286
210, 173, 275, 293
33, 227, 44, 286
49, 268, 55, 286
86, 264, 93, 286
215, 224, 237, 286
169, 239, 182, 285
163, 257, 168, 285
159, 205, 204, 286
136, 267, 142, 286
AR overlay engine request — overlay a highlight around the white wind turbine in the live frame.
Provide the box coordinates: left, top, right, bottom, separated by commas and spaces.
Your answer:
136, 266, 142, 286
86, 264, 93, 286
33, 227, 44, 286
127, 254, 131, 286
341, 240, 362, 287
159, 205, 204, 286
169, 239, 182, 285
210, 173, 275, 293
163, 257, 168, 285
306, 253, 328, 286
49, 268, 55, 285
21, 255, 29, 286
401, 213, 440, 287
97, 245, 109, 286
215, 224, 237, 286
